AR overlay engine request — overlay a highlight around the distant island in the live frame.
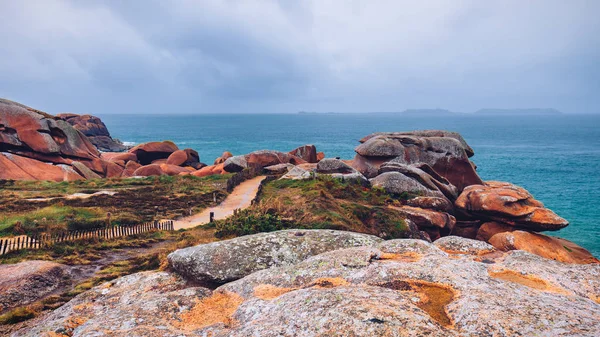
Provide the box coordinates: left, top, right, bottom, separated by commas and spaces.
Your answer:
474, 108, 562, 115
298, 108, 563, 115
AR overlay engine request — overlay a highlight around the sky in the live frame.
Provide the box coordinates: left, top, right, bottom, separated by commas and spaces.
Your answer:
0, 0, 598, 114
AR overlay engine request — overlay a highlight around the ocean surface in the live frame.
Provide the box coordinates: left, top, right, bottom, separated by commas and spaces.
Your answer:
99, 113, 600, 257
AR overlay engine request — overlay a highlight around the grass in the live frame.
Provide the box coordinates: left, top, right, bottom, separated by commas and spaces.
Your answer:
0, 175, 230, 237
0, 225, 220, 325
215, 176, 411, 239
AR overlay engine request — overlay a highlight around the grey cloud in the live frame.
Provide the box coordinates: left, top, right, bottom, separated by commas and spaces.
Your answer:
0, 0, 598, 114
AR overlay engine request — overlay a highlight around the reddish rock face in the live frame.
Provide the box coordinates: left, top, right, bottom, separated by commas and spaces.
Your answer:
160, 164, 192, 176
455, 181, 568, 231
0, 152, 83, 181
101, 152, 137, 163
476, 222, 516, 242
389, 206, 456, 235
166, 150, 188, 166
192, 164, 225, 177
103, 161, 124, 178
246, 150, 306, 168
122, 161, 142, 177
316, 152, 325, 161
133, 164, 165, 177
129, 141, 179, 165
289, 145, 318, 163
214, 151, 233, 165
352, 132, 482, 191
489, 230, 599, 264
0, 99, 112, 181
57, 113, 129, 152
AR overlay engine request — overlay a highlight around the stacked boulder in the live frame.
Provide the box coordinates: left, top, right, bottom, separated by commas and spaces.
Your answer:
57, 113, 129, 152
103, 141, 204, 177
1, 99, 107, 181
338, 130, 595, 263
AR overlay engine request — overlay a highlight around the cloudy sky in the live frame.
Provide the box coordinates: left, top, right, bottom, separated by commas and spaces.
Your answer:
1, 0, 598, 114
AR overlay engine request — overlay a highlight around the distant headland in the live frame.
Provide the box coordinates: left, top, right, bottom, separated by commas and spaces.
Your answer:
298, 108, 563, 115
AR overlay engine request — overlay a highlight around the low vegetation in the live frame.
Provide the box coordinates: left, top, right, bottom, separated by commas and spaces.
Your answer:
0, 175, 230, 237
214, 176, 412, 239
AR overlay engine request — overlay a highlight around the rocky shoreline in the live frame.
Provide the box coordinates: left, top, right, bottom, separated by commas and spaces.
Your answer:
1, 98, 599, 336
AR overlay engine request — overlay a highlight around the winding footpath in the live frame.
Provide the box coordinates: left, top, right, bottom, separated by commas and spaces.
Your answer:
173, 175, 267, 230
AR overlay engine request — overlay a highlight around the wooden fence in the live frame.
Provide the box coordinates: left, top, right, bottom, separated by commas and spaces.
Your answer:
0, 220, 174, 256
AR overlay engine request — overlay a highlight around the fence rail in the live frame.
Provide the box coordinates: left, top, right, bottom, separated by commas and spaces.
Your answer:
0, 220, 174, 256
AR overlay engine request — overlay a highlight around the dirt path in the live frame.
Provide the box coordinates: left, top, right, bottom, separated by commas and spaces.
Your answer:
173, 176, 267, 230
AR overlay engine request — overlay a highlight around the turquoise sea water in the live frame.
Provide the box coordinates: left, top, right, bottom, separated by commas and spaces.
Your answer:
99, 113, 600, 257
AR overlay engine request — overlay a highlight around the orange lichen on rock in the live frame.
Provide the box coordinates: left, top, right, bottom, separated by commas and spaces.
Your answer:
177, 291, 243, 330
590, 294, 600, 304
253, 284, 296, 300
375, 279, 456, 328
378, 252, 422, 262
311, 277, 349, 288
488, 269, 568, 295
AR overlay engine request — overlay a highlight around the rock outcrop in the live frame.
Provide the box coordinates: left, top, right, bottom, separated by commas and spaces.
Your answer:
288, 144, 318, 163
168, 229, 383, 284
15, 271, 211, 337
455, 181, 569, 231
17, 236, 600, 337
0, 99, 106, 181
128, 141, 179, 165
57, 113, 129, 152
489, 230, 599, 264
315, 158, 368, 184
351, 131, 482, 191
0, 261, 69, 314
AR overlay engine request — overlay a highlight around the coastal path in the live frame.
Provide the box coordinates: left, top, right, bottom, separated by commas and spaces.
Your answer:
173, 175, 267, 230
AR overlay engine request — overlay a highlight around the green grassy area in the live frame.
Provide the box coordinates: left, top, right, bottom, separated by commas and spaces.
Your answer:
215, 176, 412, 239
0, 175, 230, 237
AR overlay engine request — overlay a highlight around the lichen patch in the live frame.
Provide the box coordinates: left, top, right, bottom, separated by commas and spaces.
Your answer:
176, 291, 243, 330
253, 284, 296, 300
374, 279, 456, 328
311, 277, 349, 288
378, 252, 422, 262
489, 270, 550, 291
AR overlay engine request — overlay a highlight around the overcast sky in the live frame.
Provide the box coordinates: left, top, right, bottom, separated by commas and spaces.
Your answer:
1, 0, 598, 114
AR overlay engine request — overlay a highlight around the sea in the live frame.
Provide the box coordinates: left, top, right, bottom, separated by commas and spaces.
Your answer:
99, 113, 600, 257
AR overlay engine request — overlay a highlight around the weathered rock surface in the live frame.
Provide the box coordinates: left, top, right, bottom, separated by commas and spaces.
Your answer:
280, 165, 312, 180
191, 163, 225, 177
353, 131, 482, 191
0, 152, 84, 181
359, 130, 475, 157
434, 236, 497, 255
289, 144, 318, 163
455, 181, 569, 231
475, 221, 515, 242
14, 271, 211, 337
133, 164, 165, 177
213, 151, 233, 165
16, 236, 600, 337
489, 230, 600, 264
0, 261, 69, 314
223, 155, 248, 172
264, 163, 294, 174
406, 196, 454, 213
57, 113, 129, 152
168, 229, 383, 284
0, 99, 113, 181
316, 158, 368, 184
128, 141, 179, 165
389, 206, 456, 232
